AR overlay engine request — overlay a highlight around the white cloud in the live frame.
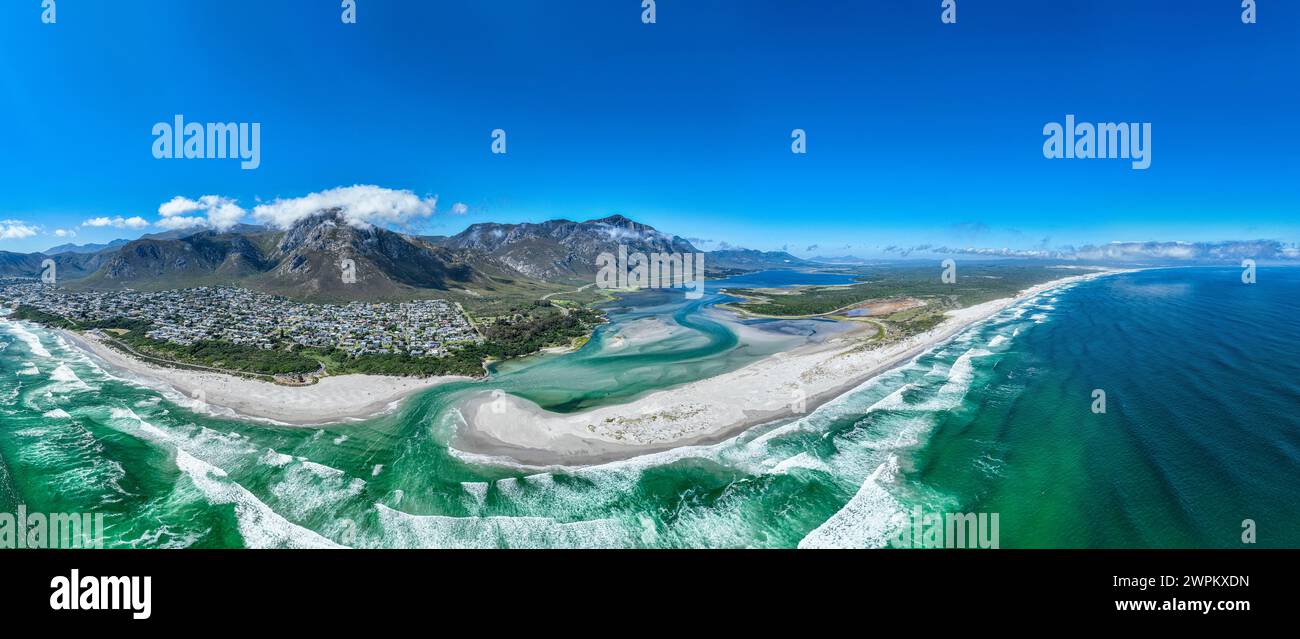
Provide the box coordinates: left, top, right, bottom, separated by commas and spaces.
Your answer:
917, 240, 1300, 262
1069, 240, 1288, 261
203, 196, 246, 231
82, 216, 150, 230
158, 196, 203, 218
251, 185, 437, 229
149, 186, 440, 234
0, 220, 39, 240
450, 202, 469, 216
154, 195, 246, 232
155, 216, 211, 231
52, 229, 76, 238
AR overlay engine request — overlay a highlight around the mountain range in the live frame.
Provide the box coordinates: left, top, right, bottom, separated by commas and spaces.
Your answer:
808, 255, 873, 265
1, 212, 806, 300
426, 214, 698, 281
44, 239, 131, 255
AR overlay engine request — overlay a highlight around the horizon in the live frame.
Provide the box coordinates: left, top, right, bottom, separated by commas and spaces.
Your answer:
20, 210, 1300, 266
1, 0, 1297, 259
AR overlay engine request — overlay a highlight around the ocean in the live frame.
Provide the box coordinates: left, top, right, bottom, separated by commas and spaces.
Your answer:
1, 267, 1296, 548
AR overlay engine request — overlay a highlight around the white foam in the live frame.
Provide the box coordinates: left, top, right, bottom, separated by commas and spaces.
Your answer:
494, 477, 521, 498
42, 408, 72, 419
7, 323, 51, 358
864, 382, 917, 412
771, 452, 831, 475
173, 449, 344, 549
798, 456, 903, 549
49, 363, 90, 389
268, 460, 366, 522
108, 406, 171, 440
461, 482, 489, 512
847, 414, 934, 451
259, 449, 294, 468
893, 348, 990, 412
17, 362, 39, 376
373, 503, 635, 549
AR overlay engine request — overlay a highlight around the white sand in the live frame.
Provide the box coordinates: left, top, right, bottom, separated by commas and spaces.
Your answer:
59, 329, 470, 425
455, 270, 1126, 465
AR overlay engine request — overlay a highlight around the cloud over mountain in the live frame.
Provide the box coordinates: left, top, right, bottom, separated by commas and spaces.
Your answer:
251, 185, 437, 230
151, 186, 440, 234
157, 196, 246, 232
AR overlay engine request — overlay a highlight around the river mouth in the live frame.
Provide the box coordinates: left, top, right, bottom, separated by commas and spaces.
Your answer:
479, 273, 852, 415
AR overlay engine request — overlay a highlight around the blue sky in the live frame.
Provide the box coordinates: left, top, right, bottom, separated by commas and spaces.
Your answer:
0, 0, 1296, 257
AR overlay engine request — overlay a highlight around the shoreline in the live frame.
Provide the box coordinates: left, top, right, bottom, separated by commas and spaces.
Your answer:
452, 269, 1130, 466
55, 329, 471, 425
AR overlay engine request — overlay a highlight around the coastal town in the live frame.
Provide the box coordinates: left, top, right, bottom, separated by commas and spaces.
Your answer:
0, 280, 481, 359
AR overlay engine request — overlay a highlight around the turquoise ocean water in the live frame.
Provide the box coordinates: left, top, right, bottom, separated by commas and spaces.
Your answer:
0, 267, 1296, 548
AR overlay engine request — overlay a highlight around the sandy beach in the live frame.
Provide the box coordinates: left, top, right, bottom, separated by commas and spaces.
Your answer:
58, 329, 470, 425
454, 269, 1127, 465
